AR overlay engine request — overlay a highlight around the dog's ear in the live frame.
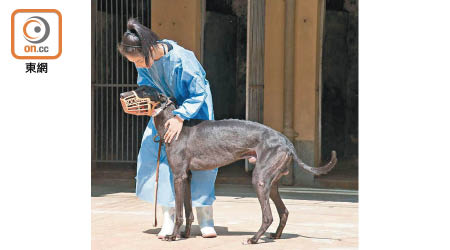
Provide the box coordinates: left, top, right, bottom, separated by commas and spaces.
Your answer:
159, 94, 167, 103
169, 96, 177, 105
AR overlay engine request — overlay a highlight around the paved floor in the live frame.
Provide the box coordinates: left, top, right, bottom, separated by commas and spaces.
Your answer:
92, 180, 358, 250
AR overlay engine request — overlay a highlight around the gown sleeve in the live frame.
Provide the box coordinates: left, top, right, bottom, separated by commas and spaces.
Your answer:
172, 66, 207, 121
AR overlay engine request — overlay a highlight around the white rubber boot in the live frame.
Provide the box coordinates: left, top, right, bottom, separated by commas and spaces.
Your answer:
157, 206, 175, 239
196, 206, 217, 238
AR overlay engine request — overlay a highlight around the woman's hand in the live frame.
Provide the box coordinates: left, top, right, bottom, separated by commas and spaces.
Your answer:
164, 116, 184, 143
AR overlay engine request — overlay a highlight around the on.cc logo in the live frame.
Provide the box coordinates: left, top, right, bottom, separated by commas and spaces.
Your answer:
23, 16, 50, 44
11, 9, 62, 59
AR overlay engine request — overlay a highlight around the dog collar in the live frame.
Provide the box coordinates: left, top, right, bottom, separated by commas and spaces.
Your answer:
151, 99, 173, 117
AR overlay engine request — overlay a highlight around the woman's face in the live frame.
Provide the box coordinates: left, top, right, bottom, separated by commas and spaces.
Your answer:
125, 53, 154, 68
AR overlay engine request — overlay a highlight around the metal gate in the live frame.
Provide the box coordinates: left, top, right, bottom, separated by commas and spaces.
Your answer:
92, 0, 151, 167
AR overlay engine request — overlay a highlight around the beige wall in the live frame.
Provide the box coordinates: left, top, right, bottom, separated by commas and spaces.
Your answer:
294, 0, 322, 141
151, 0, 203, 60
264, 0, 323, 164
263, 0, 285, 132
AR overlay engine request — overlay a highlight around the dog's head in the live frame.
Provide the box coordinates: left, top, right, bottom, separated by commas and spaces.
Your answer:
120, 85, 167, 103
120, 85, 170, 116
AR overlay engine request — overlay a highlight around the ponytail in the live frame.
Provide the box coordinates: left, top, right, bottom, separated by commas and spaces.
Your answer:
118, 18, 160, 67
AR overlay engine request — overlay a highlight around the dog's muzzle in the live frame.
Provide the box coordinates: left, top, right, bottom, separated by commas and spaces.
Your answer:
120, 91, 159, 116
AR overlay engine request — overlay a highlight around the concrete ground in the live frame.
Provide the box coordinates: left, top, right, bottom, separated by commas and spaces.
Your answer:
92, 180, 358, 250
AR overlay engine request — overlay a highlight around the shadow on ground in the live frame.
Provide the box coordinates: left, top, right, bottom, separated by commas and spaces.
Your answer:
216, 185, 358, 203
92, 178, 358, 203
142, 225, 342, 242
143, 225, 291, 237
92, 179, 135, 197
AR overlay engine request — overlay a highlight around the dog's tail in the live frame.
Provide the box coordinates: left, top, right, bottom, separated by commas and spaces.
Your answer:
291, 150, 337, 176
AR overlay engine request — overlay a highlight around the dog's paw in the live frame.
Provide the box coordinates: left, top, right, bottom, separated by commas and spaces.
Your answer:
181, 231, 190, 238
242, 238, 258, 245
163, 235, 177, 241
269, 233, 281, 239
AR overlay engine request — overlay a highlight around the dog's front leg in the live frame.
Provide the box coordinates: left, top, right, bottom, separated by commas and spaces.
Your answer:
164, 175, 186, 241
182, 172, 194, 238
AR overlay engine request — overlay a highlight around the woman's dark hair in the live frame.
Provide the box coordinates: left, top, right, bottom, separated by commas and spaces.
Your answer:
117, 18, 160, 67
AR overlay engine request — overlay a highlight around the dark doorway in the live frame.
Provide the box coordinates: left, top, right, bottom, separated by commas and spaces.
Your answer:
203, 0, 251, 184
320, 0, 358, 189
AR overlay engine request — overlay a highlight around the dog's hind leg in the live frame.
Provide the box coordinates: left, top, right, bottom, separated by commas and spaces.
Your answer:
247, 151, 291, 243
269, 181, 289, 239
182, 172, 194, 238
247, 167, 274, 244
269, 155, 291, 239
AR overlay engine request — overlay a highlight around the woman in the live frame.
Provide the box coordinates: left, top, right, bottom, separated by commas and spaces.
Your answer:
118, 18, 218, 238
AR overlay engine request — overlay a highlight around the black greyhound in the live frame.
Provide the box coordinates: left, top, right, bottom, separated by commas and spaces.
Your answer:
120, 85, 337, 244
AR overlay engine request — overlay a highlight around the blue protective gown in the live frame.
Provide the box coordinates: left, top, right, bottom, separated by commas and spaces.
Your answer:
135, 40, 218, 207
